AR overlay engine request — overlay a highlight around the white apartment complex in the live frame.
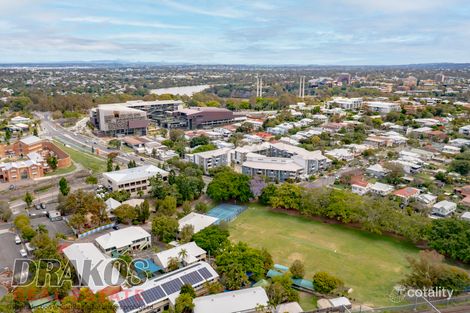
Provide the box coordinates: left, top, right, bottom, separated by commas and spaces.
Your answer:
187, 142, 330, 181
95, 226, 152, 256
327, 97, 363, 110
102, 165, 169, 195
364, 101, 401, 114
185, 148, 231, 174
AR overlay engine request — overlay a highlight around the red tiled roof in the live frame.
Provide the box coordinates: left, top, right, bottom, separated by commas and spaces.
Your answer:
352, 180, 369, 188
255, 132, 273, 138
460, 196, 470, 206
393, 187, 420, 198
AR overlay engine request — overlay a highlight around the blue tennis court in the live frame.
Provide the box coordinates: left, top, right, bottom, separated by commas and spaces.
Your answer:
206, 203, 247, 222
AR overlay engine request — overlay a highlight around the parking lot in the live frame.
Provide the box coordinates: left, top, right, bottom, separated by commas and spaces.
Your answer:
30, 217, 74, 238
0, 231, 23, 271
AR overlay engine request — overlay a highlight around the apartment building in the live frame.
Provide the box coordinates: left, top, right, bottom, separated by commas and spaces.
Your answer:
186, 148, 231, 174
364, 101, 401, 114
326, 97, 363, 110
95, 226, 151, 256
102, 165, 169, 195
242, 153, 304, 182
268, 142, 330, 175
90, 104, 149, 137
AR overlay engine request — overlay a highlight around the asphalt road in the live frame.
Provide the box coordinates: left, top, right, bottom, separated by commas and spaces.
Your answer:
36, 111, 161, 167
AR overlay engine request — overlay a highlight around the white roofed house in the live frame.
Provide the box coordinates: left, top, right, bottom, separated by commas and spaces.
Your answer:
366, 164, 390, 178
193, 287, 269, 313
178, 212, 218, 235
95, 226, 151, 256
325, 148, 354, 162
154, 242, 207, 272
416, 193, 437, 207
62, 243, 124, 293
102, 165, 168, 195
431, 200, 457, 218
369, 182, 394, 196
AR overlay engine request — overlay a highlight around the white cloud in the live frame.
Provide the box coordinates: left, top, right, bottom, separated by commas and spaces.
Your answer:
62, 16, 190, 29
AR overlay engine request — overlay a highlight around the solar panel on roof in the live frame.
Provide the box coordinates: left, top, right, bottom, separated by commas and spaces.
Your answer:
162, 278, 183, 294
118, 295, 145, 313
198, 267, 212, 280
180, 271, 203, 285
141, 286, 166, 304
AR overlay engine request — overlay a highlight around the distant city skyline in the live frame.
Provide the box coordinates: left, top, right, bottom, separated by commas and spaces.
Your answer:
0, 0, 469, 65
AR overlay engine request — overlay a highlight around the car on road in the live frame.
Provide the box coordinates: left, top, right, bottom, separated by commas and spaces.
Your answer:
19, 249, 27, 257
15, 235, 21, 245
35, 204, 41, 210
140, 157, 145, 161
112, 225, 120, 230
29, 212, 37, 217
40, 203, 46, 210
9, 184, 16, 190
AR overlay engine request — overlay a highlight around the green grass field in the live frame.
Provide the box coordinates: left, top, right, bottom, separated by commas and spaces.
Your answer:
54, 141, 106, 173
229, 205, 420, 307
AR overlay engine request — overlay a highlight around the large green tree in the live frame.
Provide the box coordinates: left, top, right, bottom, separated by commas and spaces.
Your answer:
207, 168, 253, 202
192, 225, 229, 256
427, 218, 470, 263
152, 215, 179, 243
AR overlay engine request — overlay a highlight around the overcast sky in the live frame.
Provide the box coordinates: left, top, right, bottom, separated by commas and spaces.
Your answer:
0, 0, 469, 64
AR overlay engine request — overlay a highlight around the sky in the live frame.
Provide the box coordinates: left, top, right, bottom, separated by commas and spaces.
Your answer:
0, 0, 469, 65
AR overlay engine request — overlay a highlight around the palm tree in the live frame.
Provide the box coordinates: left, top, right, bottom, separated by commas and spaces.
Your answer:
178, 248, 188, 264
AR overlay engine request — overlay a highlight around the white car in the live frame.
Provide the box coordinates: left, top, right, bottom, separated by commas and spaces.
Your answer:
19, 249, 27, 257
15, 235, 21, 245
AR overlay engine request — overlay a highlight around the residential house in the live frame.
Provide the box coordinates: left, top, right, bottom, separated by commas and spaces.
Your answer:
432, 200, 457, 217
366, 164, 390, 178
393, 187, 420, 202
369, 182, 394, 196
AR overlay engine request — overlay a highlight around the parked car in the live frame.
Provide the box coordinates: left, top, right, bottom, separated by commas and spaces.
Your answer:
19, 249, 27, 257
40, 203, 46, 210
15, 235, 21, 245
9, 184, 16, 190
112, 225, 120, 230
35, 204, 41, 210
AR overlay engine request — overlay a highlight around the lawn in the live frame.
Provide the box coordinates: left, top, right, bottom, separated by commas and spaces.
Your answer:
45, 163, 76, 176
54, 141, 106, 173
229, 205, 420, 307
